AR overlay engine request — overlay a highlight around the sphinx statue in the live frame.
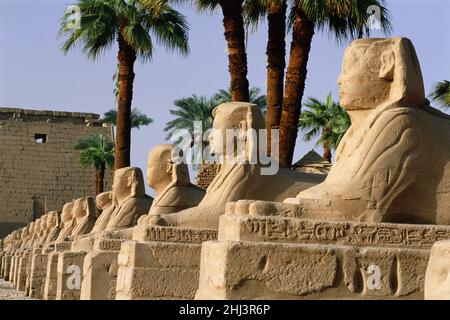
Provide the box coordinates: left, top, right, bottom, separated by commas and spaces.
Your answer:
70, 168, 152, 253
32, 218, 44, 248
45, 211, 60, 243
90, 191, 115, 234
103, 167, 153, 232
55, 201, 76, 242
139, 144, 205, 221
70, 197, 96, 238
145, 102, 324, 229
19, 226, 31, 249
278, 37, 450, 225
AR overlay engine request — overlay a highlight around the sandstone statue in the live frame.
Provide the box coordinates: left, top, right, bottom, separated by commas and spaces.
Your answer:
55, 201, 76, 242
138, 144, 205, 225
70, 197, 96, 238
90, 191, 115, 233
281, 37, 450, 225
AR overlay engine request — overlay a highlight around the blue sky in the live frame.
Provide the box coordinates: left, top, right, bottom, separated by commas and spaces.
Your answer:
1, 0, 449, 194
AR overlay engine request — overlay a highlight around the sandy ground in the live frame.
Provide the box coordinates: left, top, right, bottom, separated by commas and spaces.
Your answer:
0, 279, 35, 300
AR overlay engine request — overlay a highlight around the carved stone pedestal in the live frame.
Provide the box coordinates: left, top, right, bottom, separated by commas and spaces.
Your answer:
16, 250, 32, 291
80, 238, 123, 300
116, 225, 217, 300
56, 251, 87, 300
195, 214, 450, 300
43, 241, 72, 300
29, 248, 47, 299
2, 253, 12, 281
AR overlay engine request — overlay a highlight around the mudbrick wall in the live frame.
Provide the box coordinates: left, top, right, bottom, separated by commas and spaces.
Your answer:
0, 108, 113, 237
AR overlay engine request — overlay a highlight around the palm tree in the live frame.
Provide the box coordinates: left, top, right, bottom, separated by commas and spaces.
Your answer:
74, 134, 115, 195
60, 0, 189, 170
164, 95, 216, 166
430, 80, 450, 109
299, 93, 350, 163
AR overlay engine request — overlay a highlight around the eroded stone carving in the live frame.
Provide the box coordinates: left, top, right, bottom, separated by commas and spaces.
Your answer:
147, 144, 205, 215
284, 37, 450, 225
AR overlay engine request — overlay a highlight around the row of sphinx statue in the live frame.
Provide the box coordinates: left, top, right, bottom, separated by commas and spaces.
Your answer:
1, 37, 450, 300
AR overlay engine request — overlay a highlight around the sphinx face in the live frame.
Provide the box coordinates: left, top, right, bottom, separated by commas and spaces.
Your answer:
72, 199, 87, 219
47, 212, 57, 228
61, 203, 73, 222
96, 192, 112, 211
112, 170, 131, 201
338, 45, 391, 111
147, 149, 172, 190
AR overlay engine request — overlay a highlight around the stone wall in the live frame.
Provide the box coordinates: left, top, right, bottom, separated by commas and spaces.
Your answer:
0, 108, 113, 237
195, 163, 221, 190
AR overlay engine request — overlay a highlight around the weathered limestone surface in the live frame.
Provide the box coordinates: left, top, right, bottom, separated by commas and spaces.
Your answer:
56, 251, 87, 300
114, 225, 217, 300
425, 240, 450, 299
196, 241, 429, 300
0, 107, 113, 237
195, 213, 447, 299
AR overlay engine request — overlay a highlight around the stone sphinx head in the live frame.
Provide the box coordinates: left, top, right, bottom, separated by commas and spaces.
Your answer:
72, 197, 96, 220
46, 211, 59, 229
147, 144, 191, 195
338, 37, 425, 112
28, 222, 35, 236
61, 201, 74, 225
96, 192, 113, 211
112, 167, 145, 205
209, 102, 265, 164
20, 227, 29, 240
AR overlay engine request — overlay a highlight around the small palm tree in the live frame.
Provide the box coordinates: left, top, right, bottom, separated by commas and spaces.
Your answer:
60, 0, 189, 170
430, 80, 450, 109
299, 93, 350, 163
74, 134, 115, 195
103, 108, 153, 130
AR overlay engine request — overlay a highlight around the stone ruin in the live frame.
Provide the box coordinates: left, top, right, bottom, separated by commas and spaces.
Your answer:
1, 37, 450, 300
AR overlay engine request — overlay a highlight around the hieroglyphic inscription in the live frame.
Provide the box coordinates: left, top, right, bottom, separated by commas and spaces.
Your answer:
237, 217, 450, 249
142, 226, 217, 244
95, 239, 122, 251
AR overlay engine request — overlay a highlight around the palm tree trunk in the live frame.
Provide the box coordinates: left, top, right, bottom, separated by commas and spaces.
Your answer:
115, 29, 137, 170
95, 165, 105, 196
279, 7, 315, 168
266, 1, 287, 155
219, 0, 250, 102
322, 128, 332, 163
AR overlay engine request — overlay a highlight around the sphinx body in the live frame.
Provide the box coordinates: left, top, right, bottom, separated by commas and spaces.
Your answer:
283, 38, 450, 225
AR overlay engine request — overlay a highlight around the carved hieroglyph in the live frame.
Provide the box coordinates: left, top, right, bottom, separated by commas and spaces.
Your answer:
285, 38, 450, 225
145, 103, 324, 229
